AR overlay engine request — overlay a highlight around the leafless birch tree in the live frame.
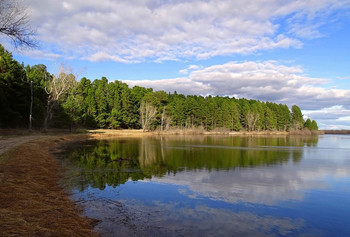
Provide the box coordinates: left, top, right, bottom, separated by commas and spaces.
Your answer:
43, 64, 76, 132
140, 101, 157, 132
245, 111, 259, 132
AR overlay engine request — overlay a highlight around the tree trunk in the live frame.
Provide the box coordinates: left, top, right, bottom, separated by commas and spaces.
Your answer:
29, 80, 33, 132
43, 99, 55, 132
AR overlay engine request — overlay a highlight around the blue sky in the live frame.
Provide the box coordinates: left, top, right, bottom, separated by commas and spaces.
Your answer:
5, 0, 350, 129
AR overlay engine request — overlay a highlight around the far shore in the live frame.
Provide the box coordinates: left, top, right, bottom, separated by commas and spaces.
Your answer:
1, 127, 331, 140
88, 128, 290, 138
0, 127, 326, 146
86, 128, 324, 139
322, 129, 350, 135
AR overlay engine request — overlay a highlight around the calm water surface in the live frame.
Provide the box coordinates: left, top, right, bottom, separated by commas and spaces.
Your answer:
59, 135, 350, 237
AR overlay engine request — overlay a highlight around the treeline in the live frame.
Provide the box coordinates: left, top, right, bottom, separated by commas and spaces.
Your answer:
0, 44, 318, 132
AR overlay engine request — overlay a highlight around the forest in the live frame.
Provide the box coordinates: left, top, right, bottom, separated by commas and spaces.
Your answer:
0, 44, 318, 132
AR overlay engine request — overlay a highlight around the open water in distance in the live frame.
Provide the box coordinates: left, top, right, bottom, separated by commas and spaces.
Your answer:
59, 135, 350, 237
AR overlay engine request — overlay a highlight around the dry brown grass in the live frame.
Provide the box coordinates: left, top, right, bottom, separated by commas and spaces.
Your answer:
289, 128, 324, 135
89, 128, 294, 137
156, 127, 207, 135
0, 136, 99, 237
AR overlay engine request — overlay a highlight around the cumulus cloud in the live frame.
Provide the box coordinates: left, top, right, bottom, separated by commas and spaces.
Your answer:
25, 0, 349, 62
125, 60, 348, 107
178, 64, 202, 74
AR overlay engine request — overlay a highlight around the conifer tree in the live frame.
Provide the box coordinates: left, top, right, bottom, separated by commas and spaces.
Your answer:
0, 44, 27, 127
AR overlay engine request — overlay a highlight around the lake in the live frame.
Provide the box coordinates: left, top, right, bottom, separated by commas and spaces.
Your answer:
58, 135, 350, 237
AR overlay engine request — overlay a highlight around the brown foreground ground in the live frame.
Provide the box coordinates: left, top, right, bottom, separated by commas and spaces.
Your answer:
0, 133, 100, 236
0, 128, 323, 236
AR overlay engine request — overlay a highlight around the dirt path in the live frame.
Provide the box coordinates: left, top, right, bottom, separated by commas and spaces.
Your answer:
0, 135, 44, 156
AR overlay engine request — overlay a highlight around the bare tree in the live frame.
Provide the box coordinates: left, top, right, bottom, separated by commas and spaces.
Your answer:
26, 78, 34, 132
0, 0, 37, 48
43, 64, 76, 132
245, 111, 259, 132
140, 101, 157, 132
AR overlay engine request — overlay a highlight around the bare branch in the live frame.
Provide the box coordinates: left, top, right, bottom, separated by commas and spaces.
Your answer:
0, 0, 37, 48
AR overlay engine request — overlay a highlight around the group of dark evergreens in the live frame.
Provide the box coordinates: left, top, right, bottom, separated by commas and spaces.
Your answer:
0, 44, 318, 132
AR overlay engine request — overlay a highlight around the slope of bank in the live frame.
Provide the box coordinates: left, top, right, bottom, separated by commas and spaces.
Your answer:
0, 134, 99, 236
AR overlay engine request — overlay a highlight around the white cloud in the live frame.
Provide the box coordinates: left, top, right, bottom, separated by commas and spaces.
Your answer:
178, 64, 202, 74
178, 69, 188, 75
15, 48, 62, 61
87, 52, 131, 63
25, 0, 349, 62
337, 76, 350, 80
303, 106, 350, 129
189, 65, 200, 70
126, 60, 344, 106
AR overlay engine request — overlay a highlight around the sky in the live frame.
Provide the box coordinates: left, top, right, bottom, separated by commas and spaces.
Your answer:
5, 0, 350, 129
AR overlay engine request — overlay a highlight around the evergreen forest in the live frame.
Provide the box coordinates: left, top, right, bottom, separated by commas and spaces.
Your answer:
0, 45, 319, 132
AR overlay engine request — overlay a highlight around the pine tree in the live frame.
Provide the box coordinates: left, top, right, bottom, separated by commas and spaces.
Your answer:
291, 105, 304, 130
230, 100, 242, 131
94, 77, 109, 128
265, 107, 277, 130
0, 44, 28, 127
311, 120, 319, 130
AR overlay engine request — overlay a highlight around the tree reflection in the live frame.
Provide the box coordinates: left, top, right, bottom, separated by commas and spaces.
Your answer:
60, 136, 318, 191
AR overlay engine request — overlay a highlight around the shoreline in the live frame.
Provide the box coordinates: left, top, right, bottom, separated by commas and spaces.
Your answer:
88, 128, 323, 138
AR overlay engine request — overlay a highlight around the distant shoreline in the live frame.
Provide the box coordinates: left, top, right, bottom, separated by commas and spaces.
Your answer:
321, 130, 350, 135
88, 128, 324, 138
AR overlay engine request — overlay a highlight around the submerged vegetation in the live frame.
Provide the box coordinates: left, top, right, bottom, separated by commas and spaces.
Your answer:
0, 44, 318, 132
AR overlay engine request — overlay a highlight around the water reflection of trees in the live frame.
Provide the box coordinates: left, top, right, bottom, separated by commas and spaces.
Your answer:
61, 139, 150, 191
61, 136, 318, 190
